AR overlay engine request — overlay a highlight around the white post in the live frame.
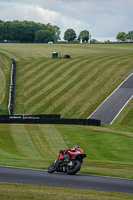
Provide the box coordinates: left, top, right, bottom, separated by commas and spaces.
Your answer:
89, 31, 91, 43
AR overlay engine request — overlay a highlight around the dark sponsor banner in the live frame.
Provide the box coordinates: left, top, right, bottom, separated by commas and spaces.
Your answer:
0, 116, 100, 126
0, 114, 60, 119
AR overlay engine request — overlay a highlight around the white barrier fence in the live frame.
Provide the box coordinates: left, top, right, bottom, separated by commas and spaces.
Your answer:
8, 58, 16, 115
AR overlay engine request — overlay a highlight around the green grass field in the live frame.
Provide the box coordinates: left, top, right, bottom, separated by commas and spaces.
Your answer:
0, 123, 133, 179
0, 182, 133, 200
0, 43, 133, 198
0, 43, 133, 124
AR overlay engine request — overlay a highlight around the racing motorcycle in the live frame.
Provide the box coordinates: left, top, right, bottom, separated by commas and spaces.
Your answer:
48, 151, 86, 175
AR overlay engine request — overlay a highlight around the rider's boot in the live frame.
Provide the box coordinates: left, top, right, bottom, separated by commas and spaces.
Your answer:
64, 152, 70, 163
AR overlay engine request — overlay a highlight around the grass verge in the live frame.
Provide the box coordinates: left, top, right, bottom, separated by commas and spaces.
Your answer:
0, 124, 133, 179
0, 182, 133, 200
0, 52, 11, 114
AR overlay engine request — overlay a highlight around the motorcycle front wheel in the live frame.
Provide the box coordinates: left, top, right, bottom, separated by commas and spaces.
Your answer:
67, 160, 81, 175
48, 161, 56, 173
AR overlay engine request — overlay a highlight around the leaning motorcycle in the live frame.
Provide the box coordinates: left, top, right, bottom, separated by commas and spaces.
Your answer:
48, 151, 86, 175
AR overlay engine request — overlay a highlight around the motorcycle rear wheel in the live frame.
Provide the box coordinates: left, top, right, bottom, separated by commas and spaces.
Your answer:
67, 160, 81, 175
48, 161, 56, 173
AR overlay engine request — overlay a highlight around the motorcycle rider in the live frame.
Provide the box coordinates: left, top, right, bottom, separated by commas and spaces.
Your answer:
59, 145, 83, 162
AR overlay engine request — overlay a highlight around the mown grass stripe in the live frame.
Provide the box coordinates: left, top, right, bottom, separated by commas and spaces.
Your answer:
25, 55, 117, 114
17, 60, 48, 105
38, 124, 68, 157
24, 58, 88, 108
24, 57, 86, 91
76, 57, 133, 119
23, 58, 76, 98
34, 55, 126, 115
0, 53, 11, 114
10, 44, 133, 126
0, 124, 21, 158
23, 58, 59, 81
18, 54, 120, 114
23, 54, 114, 100
23, 60, 57, 90
24, 124, 54, 158
51, 56, 127, 118
121, 107, 133, 126
55, 56, 131, 118
10, 124, 43, 159
24, 54, 115, 107
114, 97, 133, 125
25, 57, 108, 113
1, 43, 133, 126
24, 57, 93, 99
18, 58, 43, 77
23, 59, 53, 84
23, 60, 49, 78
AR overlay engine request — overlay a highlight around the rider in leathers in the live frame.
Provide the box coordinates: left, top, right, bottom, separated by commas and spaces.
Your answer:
60, 145, 83, 162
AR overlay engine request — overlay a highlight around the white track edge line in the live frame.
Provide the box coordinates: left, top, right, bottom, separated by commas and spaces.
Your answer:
110, 95, 133, 124
87, 72, 133, 119
0, 165, 47, 172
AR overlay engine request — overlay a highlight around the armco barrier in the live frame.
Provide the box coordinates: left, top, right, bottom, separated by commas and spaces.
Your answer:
0, 115, 101, 126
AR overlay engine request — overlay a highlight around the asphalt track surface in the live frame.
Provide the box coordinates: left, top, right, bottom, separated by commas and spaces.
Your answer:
88, 73, 133, 124
0, 166, 133, 194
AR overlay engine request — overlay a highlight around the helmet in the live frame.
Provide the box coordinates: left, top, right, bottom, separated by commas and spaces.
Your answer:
73, 145, 80, 149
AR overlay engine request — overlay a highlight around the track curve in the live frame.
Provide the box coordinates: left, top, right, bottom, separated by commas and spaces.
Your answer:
0, 166, 133, 194
88, 73, 133, 124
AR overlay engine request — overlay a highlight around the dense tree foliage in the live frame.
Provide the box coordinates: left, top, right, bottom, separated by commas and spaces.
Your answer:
0, 19, 132, 43
90, 39, 97, 44
78, 30, 89, 42
125, 30, 133, 41
0, 20, 60, 43
116, 32, 126, 41
64, 29, 77, 42
116, 31, 133, 42
35, 30, 52, 43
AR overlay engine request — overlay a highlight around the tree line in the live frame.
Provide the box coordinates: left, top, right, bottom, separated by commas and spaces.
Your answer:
0, 20, 61, 43
1, 19, 132, 43
0, 20, 90, 43
116, 31, 133, 41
